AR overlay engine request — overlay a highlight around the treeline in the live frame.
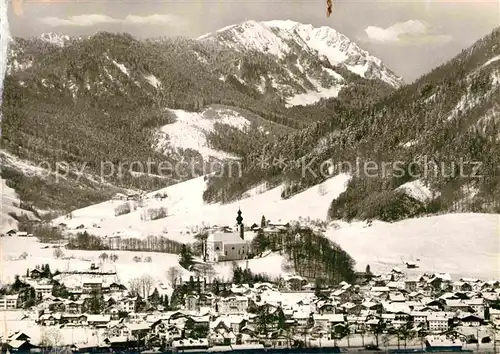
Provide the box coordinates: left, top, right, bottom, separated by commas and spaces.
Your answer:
232, 265, 271, 285
67, 231, 184, 254
328, 177, 441, 222
1, 166, 117, 213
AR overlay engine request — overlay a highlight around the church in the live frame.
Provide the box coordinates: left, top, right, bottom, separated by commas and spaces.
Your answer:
206, 209, 250, 263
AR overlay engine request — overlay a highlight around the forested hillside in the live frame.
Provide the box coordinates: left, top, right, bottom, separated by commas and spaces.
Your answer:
2, 26, 395, 214
252, 224, 356, 285
204, 27, 500, 221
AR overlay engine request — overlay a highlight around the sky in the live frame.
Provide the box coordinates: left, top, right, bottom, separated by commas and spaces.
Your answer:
6, 0, 500, 82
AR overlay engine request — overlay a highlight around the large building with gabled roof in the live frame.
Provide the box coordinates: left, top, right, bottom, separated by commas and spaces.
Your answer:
206, 209, 250, 262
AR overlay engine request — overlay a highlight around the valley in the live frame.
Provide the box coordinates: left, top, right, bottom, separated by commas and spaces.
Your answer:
0, 16, 499, 354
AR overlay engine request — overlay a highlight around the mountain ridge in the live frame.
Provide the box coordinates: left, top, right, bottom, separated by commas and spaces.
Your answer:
198, 19, 403, 89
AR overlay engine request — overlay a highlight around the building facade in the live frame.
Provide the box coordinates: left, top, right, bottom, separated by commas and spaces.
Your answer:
0, 295, 20, 310
206, 209, 250, 262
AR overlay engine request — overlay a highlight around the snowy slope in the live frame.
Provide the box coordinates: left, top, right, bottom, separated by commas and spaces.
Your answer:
0, 152, 42, 233
0, 178, 24, 233
396, 179, 439, 202
156, 107, 251, 161
52, 173, 352, 243
39, 32, 72, 47
327, 213, 500, 280
199, 19, 402, 89
0, 236, 289, 293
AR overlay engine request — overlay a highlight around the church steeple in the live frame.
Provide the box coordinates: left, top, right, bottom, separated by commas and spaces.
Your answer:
236, 208, 243, 225
236, 208, 244, 240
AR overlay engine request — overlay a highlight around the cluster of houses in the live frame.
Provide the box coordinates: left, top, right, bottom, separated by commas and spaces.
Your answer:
1, 264, 499, 352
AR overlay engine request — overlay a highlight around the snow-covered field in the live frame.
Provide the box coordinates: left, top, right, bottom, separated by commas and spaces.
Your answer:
327, 213, 500, 281
0, 236, 289, 293
52, 173, 351, 243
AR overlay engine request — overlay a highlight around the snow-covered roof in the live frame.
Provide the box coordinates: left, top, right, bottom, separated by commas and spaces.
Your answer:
209, 231, 246, 244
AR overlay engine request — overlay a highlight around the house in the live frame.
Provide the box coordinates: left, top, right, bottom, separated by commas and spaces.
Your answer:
103, 306, 120, 320
185, 315, 210, 334
292, 311, 310, 327
317, 303, 336, 314
427, 313, 450, 333
406, 262, 418, 269
16, 231, 28, 237
172, 339, 209, 352
6, 229, 17, 236
0, 294, 20, 310
463, 298, 485, 314
71, 343, 102, 353
312, 314, 345, 330
151, 320, 183, 345
118, 297, 137, 313
61, 314, 88, 326
389, 292, 406, 302
8, 332, 31, 342
458, 314, 483, 327
112, 193, 128, 201
444, 299, 473, 312
489, 308, 500, 323
65, 300, 83, 314
125, 192, 139, 201
30, 268, 43, 279
82, 279, 103, 293
34, 284, 53, 300
405, 280, 418, 292
109, 282, 121, 293
38, 313, 62, 326
411, 312, 430, 326
87, 314, 111, 328
206, 209, 250, 262
7, 339, 36, 352
219, 296, 249, 314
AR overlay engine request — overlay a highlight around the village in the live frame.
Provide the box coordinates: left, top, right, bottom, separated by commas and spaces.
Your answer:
0, 210, 499, 353
2, 260, 500, 353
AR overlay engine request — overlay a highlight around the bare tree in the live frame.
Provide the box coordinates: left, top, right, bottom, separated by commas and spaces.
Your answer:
166, 266, 182, 287
133, 256, 142, 263
99, 252, 109, 263
110, 254, 118, 262
40, 327, 63, 348
53, 248, 64, 259
129, 274, 155, 298
144, 256, 152, 263
128, 278, 141, 297
140, 274, 154, 298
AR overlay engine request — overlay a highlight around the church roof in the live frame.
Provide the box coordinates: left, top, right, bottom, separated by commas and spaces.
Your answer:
209, 232, 246, 244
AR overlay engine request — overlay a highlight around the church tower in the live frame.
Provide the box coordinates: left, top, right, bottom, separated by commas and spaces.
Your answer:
236, 208, 244, 240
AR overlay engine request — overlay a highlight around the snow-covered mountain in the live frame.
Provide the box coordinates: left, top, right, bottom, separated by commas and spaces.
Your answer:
38, 32, 74, 47
199, 20, 403, 90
